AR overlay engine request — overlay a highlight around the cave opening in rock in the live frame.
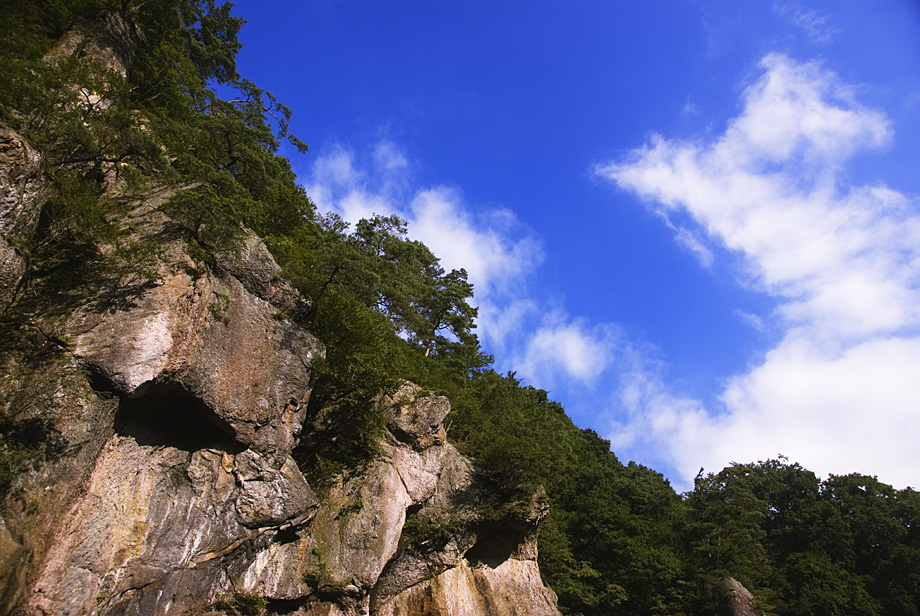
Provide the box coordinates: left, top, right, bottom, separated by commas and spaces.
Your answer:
264, 597, 308, 614
273, 526, 300, 545
463, 521, 526, 568
115, 385, 244, 453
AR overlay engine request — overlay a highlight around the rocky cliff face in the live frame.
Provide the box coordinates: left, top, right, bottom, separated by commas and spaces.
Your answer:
717, 578, 763, 616
0, 126, 46, 311
0, 163, 560, 614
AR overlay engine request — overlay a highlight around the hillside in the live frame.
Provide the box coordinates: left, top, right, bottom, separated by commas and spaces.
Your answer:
1, 2, 920, 615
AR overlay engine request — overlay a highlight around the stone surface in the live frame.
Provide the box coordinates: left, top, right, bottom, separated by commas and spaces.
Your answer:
66, 210, 323, 465
375, 559, 559, 616
48, 11, 139, 78
234, 450, 318, 529
379, 383, 450, 451
1, 208, 327, 615
0, 519, 28, 616
371, 475, 549, 610
718, 577, 762, 616
26, 430, 318, 616
307, 442, 459, 590
2, 332, 561, 616
0, 125, 559, 616
0, 125, 47, 309
216, 230, 311, 322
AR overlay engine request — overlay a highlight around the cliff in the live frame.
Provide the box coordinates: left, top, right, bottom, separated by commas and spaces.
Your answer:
0, 7, 564, 612
0, 180, 560, 615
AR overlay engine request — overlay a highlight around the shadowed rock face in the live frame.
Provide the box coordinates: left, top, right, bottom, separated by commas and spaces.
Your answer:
0, 126, 46, 309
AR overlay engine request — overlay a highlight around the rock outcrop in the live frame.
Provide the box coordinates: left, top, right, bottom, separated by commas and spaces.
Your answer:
717, 577, 763, 616
0, 11, 562, 612
376, 559, 559, 616
0, 195, 561, 615
0, 126, 46, 310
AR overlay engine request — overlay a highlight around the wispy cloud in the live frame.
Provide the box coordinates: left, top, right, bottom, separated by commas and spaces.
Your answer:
674, 226, 714, 268
599, 54, 920, 490
773, 1, 841, 43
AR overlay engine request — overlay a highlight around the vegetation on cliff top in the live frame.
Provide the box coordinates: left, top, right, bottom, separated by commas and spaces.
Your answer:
2, 2, 920, 615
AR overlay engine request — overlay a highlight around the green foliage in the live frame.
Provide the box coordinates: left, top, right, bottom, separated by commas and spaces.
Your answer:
212, 591, 267, 616
0, 0, 313, 317
400, 512, 465, 551
445, 370, 687, 616
686, 467, 771, 588
680, 459, 920, 616
268, 212, 489, 374
295, 289, 401, 470
276, 211, 490, 476
782, 550, 881, 616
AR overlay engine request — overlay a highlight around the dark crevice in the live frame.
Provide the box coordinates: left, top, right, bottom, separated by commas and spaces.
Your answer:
84, 364, 120, 398
272, 526, 299, 545
265, 597, 309, 614
114, 384, 244, 453
463, 520, 529, 568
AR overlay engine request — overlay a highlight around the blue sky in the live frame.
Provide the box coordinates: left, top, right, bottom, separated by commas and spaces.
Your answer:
231, 0, 920, 491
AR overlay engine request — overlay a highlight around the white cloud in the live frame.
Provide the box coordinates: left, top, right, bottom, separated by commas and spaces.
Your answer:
407, 188, 544, 347
409, 188, 542, 298
599, 54, 920, 490
516, 314, 619, 388
600, 55, 914, 340
373, 140, 409, 173
735, 310, 767, 333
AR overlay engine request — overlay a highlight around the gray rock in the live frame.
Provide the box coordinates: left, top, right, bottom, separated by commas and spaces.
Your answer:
0, 519, 28, 615
66, 210, 323, 465
375, 559, 559, 616
0, 125, 47, 308
46, 11, 139, 78
371, 471, 550, 609
234, 449, 318, 528
718, 577, 763, 616
26, 431, 319, 615
379, 383, 450, 451
216, 230, 311, 322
